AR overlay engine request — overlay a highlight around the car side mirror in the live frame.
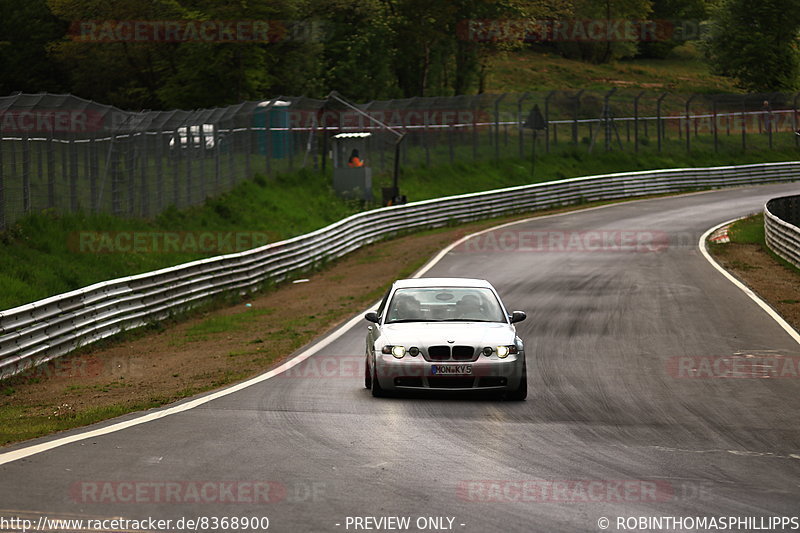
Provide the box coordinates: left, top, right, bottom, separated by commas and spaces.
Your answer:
365, 312, 380, 323
510, 311, 527, 323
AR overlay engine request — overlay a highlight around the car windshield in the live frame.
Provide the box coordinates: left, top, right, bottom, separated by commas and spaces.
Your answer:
385, 287, 506, 323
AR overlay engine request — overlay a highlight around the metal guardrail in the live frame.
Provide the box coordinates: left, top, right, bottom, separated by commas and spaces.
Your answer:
765, 195, 800, 268
2, 161, 799, 379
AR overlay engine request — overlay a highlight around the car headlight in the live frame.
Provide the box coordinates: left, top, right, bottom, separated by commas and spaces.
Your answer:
392, 346, 406, 359
483, 345, 518, 358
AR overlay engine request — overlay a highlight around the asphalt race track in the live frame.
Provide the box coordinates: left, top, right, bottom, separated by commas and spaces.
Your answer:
2, 183, 800, 533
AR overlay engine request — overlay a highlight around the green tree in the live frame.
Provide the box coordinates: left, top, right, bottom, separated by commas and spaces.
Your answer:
550, 0, 653, 63
637, 0, 710, 58
703, 0, 800, 91
0, 0, 68, 95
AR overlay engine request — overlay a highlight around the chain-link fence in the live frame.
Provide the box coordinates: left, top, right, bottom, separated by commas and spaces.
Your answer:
2, 90, 799, 229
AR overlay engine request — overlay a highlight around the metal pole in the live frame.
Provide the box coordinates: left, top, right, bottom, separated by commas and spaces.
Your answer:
768, 102, 773, 150
604, 88, 617, 152
70, 134, 79, 213
494, 94, 505, 161
47, 126, 56, 208
22, 135, 31, 214
741, 96, 747, 152
794, 93, 799, 148
633, 91, 644, 153
517, 92, 530, 159
156, 131, 164, 212
657, 93, 667, 153
0, 123, 4, 230
685, 95, 696, 153
572, 89, 584, 145
544, 91, 555, 153
712, 98, 718, 153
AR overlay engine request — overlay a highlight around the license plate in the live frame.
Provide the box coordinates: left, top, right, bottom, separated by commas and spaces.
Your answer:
431, 364, 472, 376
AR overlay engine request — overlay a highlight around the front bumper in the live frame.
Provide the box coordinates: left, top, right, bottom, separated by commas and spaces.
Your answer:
373, 353, 525, 391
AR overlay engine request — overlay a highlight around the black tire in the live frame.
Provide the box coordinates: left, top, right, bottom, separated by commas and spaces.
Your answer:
506, 359, 527, 401
364, 356, 372, 389
371, 360, 387, 397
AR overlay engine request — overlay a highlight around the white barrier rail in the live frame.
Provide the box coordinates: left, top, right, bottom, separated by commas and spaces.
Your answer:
2, 161, 799, 379
765, 195, 800, 268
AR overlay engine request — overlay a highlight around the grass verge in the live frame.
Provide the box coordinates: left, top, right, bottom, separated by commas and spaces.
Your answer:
2, 145, 799, 311
709, 214, 800, 333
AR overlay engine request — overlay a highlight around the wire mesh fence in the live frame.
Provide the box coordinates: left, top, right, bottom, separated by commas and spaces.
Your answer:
1, 90, 799, 229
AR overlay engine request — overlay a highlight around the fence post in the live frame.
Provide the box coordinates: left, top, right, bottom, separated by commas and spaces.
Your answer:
0, 124, 4, 230
47, 126, 56, 209
172, 128, 180, 207
794, 92, 800, 148
603, 88, 616, 152
494, 94, 505, 161
186, 125, 194, 207
69, 134, 79, 213
656, 93, 667, 153
112, 135, 122, 216
228, 124, 236, 189
471, 97, 478, 160
712, 97, 718, 153
517, 92, 530, 159
633, 91, 644, 153
741, 96, 747, 152
22, 135, 31, 214
685, 95, 696, 153
572, 89, 584, 145
544, 91, 555, 153
155, 131, 164, 213
139, 130, 149, 217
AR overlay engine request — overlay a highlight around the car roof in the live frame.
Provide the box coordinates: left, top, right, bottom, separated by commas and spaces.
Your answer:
392, 278, 494, 289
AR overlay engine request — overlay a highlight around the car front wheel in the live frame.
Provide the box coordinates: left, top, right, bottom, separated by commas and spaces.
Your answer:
371, 358, 386, 398
506, 359, 527, 401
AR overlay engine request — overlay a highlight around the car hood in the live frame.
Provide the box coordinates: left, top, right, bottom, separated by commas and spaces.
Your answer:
380, 322, 516, 348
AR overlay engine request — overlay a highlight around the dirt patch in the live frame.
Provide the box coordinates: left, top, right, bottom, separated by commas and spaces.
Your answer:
710, 242, 800, 331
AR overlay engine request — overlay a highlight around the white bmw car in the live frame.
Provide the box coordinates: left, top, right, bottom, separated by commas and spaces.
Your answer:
364, 278, 527, 399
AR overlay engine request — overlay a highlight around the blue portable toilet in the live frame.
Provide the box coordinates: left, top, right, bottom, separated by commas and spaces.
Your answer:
253, 99, 291, 158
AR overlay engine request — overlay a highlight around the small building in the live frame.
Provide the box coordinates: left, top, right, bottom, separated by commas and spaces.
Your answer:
332, 132, 372, 201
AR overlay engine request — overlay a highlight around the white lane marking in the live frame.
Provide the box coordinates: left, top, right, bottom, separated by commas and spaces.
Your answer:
699, 218, 800, 347
1, 202, 626, 466
0, 194, 782, 466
